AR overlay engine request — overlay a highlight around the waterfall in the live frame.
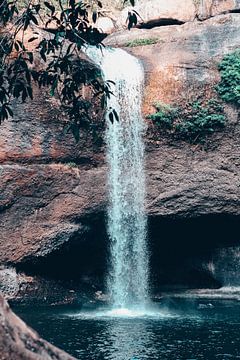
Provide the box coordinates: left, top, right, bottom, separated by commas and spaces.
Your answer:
85, 47, 149, 309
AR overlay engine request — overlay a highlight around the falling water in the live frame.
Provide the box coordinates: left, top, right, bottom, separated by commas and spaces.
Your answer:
85, 47, 149, 309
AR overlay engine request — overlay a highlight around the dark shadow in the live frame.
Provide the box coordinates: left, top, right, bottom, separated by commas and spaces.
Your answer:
17, 213, 240, 292
138, 18, 185, 29
17, 213, 109, 289
149, 214, 240, 291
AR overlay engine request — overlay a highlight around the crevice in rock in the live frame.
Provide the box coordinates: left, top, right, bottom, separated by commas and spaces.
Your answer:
221, 9, 240, 14
137, 18, 185, 29
16, 213, 109, 289
149, 214, 240, 292
0, 202, 15, 214
130, 11, 240, 31
1, 155, 103, 167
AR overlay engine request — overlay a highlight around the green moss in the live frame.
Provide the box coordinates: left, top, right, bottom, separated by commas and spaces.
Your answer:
216, 50, 240, 107
124, 38, 160, 48
148, 98, 226, 143
175, 99, 226, 142
66, 161, 78, 168
147, 102, 178, 130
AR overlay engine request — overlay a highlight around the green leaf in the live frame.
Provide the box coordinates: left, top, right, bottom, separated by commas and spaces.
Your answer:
50, 78, 58, 96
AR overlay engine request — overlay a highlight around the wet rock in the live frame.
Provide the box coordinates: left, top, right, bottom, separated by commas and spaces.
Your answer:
0, 268, 79, 306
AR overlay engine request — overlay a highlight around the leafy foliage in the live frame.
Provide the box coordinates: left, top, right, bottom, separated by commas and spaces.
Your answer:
124, 37, 160, 47
0, 0, 120, 141
148, 99, 226, 143
216, 50, 240, 107
147, 102, 177, 129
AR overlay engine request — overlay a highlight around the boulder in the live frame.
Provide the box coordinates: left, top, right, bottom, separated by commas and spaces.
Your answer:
0, 268, 79, 306
0, 294, 75, 360
197, 0, 240, 20
95, 17, 115, 34
117, 0, 196, 28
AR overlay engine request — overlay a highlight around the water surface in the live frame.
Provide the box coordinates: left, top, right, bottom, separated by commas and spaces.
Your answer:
15, 299, 240, 360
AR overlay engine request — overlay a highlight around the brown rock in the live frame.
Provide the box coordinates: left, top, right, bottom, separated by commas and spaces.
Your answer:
0, 268, 79, 306
116, 0, 240, 28
197, 0, 240, 20
0, 83, 104, 165
146, 143, 240, 217
0, 12, 240, 288
117, 0, 195, 28
105, 14, 240, 113
0, 163, 106, 263
0, 294, 75, 360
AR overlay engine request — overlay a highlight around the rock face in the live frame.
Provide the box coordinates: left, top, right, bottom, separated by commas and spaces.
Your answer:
117, 0, 196, 27
106, 13, 240, 114
0, 163, 105, 263
0, 11, 240, 296
105, 14, 240, 217
0, 294, 75, 360
116, 0, 240, 28
95, 0, 240, 33
0, 267, 81, 306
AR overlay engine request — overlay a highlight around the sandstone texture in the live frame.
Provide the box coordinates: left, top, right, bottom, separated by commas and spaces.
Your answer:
105, 13, 240, 113
0, 11, 239, 297
0, 294, 75, 360
0, 163, 105, 263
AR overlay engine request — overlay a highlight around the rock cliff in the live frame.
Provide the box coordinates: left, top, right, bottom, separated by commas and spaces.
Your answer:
109, 14, 240, 217
0, 6, 240, 299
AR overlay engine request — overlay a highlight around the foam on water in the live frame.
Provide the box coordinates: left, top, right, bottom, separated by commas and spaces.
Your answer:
68, 307, 176, 320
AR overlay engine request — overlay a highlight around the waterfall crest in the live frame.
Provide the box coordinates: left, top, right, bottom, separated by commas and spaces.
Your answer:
85, 47, 149, 309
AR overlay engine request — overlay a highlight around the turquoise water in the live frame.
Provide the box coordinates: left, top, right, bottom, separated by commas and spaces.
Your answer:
15, 299, 240, 360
